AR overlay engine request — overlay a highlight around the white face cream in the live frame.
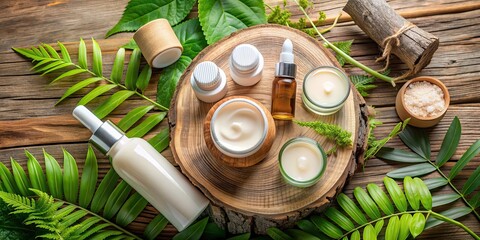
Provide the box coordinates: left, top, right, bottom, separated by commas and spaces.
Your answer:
279, 137, 326, 187
211, 98, 267, 158
302, 66, 350, 115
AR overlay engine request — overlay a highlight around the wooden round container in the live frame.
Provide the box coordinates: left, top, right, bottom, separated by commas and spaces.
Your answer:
168, 24, 368, 233
395, 76, 450, 128
203, 96, 276, 168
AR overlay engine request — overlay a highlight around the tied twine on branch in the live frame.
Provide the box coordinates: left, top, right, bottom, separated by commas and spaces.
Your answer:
376, 21, 416, 80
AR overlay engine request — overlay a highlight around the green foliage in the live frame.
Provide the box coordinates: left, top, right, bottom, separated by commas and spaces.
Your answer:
106, 0, 196, 37
364, 116, 409, 161
326, 40, 353, 66
266, 1, 326, 37
377, 116, 480, 221
157, 19, 208, 108
267, 177, 479, 239
198, 0, 267, 45
0, 199, 37, 239
350, 69, 391, 97
293, 119, 352, 153
0, 148, 172, 239
13, 38, 168, 148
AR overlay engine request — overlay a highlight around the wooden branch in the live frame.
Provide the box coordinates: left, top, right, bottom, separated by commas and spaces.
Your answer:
343, 0, 439, 75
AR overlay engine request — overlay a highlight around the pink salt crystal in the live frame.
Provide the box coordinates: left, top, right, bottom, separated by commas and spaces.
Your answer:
404, 81, 445, 118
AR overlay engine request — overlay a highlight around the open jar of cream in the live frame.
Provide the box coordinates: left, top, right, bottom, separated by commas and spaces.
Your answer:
302, 66, 350, 115
279, 137, 327, 187
204, 96, 276, 167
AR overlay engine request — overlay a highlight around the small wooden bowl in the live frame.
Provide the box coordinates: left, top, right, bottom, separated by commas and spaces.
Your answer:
203, 96, 276, 167
395, 76, 450, 128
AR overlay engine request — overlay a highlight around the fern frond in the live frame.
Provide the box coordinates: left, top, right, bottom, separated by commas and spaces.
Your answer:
267, 177, 480, 240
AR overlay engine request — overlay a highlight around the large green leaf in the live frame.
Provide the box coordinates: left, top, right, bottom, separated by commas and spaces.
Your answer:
267, 227, 294, 240
403, 177, 420, 210
337, 193, 368, 225
353, 187, 381, 219
43, 150, 63, 199
462, 165, 480, 195
115, 192, 148, 227
449, 139, 480, 180
432, 193, 461, 208
157, 19, 208, 108
0, 200, 36, 239
366, 183, 394, 215
198, 0, 267, 44
387, 163, 436, 179
376, 147, 427, 163
10, 158, 31, 196
103, 181, 132, 220
409, 213, 425, 238
25, 150, 48, 193
398, 126, 430, 160
144, 214, 168, 240
384, 177, 407, 212
79, 145, 98, 208
90, 169, 119, 213
124, 48, 141, 90
385, 216, 399, 240
398, 214, 412, 240
324, 207, 355, 231
148, 128, 170, 152
126, 112, 166, 138
295, 220, 330, 239
93, 90, 135, 119
62, 149, 79, 203
106, 0, 196, 37
436, 117, 461, 167
118, 105, 155, 131
172, 217, 208, 240
363, 224, 376, 240
311, 216, 343, 238
423, 177, 448, 190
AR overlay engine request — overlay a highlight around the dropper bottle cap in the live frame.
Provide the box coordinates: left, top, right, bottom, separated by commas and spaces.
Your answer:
73, 105, 124, 154
275, 39, 297, 78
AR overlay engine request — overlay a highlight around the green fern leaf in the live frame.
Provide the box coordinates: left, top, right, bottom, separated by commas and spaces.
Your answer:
42, 62, 73, 75
25, 150, 48, 193
324, 208, 355, 231
56, 77, 103, 105
62, 149, 79, 203
267, 227, 294, 240
125, 48, 141, 90
51, 68, 88, 84
12, 47, 44, 61
93, 90, 135, 119
327, 40, 353, 66
0, 162, 20, 194
126, 112, 166, 138
78, 38, 88, 69
353, 187, 381, 219
110, 48, 126, 84
117, 105, 154, 131
77, 84, 117, 106
173, 217, 209, 240
449, 139, 480, 180
337, 193, 368, 225
136, 65, 152, 92
311, 216, 343, 238
90, 169, 119, 213
383, 177, 407, 212
363, 224, 376, 240
42, 44, 61, 59
462, 165, 480, 195
144, 214, 169, 240
148, 128, 170, 152
103, 180, 132, 219
38, 45, 51, 58
115, 192, 148, 227
10, 158, 32, 196
92, 38, 103, 77
79, 145, 98, 208
43, 150, 63, 199
366, 183, 394, 215
57, 41, 72, 63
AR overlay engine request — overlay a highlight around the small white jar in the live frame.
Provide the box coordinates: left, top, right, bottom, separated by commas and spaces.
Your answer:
229, 44, 264, 86
190, 61, 228, 103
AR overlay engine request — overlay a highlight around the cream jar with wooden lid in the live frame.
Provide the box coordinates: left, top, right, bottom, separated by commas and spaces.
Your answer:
395, 76, 450, 128
204, 96, 276, 167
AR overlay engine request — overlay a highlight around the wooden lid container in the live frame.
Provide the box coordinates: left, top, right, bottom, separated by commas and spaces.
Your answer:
203, 96, 276, 168
133, 19, 183, 68
395, 76, 450, 128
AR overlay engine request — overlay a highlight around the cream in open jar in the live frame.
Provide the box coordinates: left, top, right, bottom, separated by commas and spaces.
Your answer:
279, 137, 327, 187
210, 97, 268, 158
302, 66, 350, 115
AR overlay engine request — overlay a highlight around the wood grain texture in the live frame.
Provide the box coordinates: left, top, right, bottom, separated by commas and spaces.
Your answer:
169, 25, 368, 233
1, 0, 479, 239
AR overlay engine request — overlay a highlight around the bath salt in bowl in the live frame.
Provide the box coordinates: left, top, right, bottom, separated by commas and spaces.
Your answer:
396, 76, 450, 128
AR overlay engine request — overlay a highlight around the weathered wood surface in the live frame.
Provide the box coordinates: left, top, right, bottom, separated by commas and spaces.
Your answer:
169, 25, 368, 233
1, 0, 479, 239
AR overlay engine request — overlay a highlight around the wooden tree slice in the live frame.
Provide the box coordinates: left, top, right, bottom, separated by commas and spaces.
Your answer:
169, 24, 369, 234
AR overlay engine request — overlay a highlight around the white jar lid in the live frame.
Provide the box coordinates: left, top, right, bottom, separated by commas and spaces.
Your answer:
193, 61, 221, 91
231, 44, 260, 72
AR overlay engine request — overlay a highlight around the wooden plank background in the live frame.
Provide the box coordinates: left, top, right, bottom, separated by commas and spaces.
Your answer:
1, 0, 479, 239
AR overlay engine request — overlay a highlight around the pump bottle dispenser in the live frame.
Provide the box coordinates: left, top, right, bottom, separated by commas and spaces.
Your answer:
271, 39, 297, 120
73, 106, 209, 231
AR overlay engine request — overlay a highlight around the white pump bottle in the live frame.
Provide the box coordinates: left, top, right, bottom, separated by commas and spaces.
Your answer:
73, 106, 209, 231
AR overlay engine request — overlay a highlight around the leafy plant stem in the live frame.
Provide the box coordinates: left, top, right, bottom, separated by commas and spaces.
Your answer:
425, 159, 480, 220
74, 64, 169, 111
291, 0, 396, 87
339, 210, 479, 239
319, 12, 342, 34
58, 198, 142, 240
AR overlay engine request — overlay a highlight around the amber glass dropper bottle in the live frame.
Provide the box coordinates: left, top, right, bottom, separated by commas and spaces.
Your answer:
271, 39, 297, 120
